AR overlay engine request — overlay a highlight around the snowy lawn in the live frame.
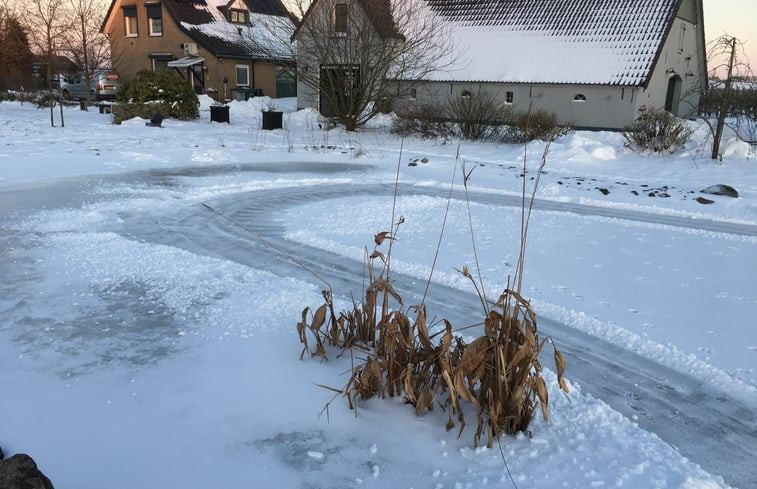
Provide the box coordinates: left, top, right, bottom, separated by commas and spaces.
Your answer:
1, 97, 755, 488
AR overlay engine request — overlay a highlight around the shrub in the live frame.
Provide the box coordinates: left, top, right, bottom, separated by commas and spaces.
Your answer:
118, 69, 199, 120
623, 106, 693, 153
35, 92, 57, 109
392, 104, 451, 139
505, 109, 572, 143
0, 91, 18, 102
445, 89, 512, 140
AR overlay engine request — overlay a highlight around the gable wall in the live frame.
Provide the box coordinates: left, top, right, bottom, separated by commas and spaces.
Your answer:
294, 0, 382, 111
635, 4, 705, 118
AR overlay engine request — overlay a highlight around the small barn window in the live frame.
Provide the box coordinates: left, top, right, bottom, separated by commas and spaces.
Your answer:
505, 91, 514, 104
409, 88, 417, 100
461, 90, 471, 98
573, 94, 587, 102
333, 3, 348, 33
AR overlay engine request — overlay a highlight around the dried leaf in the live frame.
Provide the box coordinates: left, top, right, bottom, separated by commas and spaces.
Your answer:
374, 231, 391, 245
535, 375, 549, 421
311, 304, 327, 332
554, 349, 569, 393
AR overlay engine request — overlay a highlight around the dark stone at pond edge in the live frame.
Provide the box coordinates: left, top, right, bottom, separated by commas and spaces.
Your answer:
0, 454, 55, 489
631, 190, 639, 195
408, 161, 418, 167
696, 196, 715, 205
649, 192, 656, 197
598, 188, 610, 195
700, 184, 738, 198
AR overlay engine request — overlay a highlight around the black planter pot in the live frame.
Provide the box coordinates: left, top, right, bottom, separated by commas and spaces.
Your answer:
210, 105, 230, 123
261, 110, 282, 130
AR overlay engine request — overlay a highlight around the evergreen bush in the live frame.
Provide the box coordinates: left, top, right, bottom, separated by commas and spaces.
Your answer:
118, 69, 199, 120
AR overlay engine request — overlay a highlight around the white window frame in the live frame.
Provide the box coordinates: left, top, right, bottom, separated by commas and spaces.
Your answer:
236, 64, 250, 86
149, 17, 162, 36
230, 8, 249, 24
573, 93, 587, 102
505, 91, 514, 104
125, 14, 138, 37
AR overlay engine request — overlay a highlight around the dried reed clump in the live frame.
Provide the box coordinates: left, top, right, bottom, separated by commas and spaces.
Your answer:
296, 229, 568, 448
297, 136, 567, 449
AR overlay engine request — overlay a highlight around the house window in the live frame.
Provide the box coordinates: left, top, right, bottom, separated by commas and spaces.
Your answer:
573, 94, 587, 102
461, 90, 471, 98
123, 6, 137, 36
677, 24, 686, 53
409, 88, 417, 100
151, 58, 170, 73
236, 64, 249, 86
505, 91, 514, 104
230, 8, 249, 24
333, 3, 348, 33
146, 3, 162, 36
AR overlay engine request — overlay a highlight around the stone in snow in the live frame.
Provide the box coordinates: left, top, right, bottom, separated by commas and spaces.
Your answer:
700, 184, 738, 198
0, 453, 55, 489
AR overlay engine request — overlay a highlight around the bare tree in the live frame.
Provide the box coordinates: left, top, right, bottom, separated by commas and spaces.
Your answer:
704, 34, 753, 160
24, 0, 72, 126
294, 0, 459, 131
65, 0, 111, 107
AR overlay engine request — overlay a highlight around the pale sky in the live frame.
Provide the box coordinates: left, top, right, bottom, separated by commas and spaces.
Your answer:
703, 0, 756, 72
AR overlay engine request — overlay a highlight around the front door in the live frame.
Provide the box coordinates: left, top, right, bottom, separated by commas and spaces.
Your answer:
664, 75, 682, 115
319, 64, 360, 117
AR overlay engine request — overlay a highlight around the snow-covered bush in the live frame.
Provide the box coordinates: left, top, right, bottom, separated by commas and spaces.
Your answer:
0, 90, 17, 102
118, 69, 199, 120
623, 106, 693, 153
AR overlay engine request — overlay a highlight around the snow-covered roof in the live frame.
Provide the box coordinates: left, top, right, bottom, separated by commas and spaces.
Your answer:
424, 0, 683, 86
162, 0, 295, 62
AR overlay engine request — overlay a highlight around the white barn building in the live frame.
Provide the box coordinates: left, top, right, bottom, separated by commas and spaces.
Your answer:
396, 0, 707, 130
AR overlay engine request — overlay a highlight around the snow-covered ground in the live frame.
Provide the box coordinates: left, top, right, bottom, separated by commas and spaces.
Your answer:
1, 97, 755, 488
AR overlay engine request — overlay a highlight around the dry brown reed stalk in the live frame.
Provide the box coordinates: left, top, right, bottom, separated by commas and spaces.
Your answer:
295, 133, 568, 450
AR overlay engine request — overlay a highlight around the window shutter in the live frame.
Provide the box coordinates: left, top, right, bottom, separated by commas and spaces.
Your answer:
146, 4, 162, 18
122, 5, 137, 16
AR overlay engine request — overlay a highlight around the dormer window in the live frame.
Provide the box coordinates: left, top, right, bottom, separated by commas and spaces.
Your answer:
333, 3, 348, 33
230, 8, 249, 24
573, 94, 587, 102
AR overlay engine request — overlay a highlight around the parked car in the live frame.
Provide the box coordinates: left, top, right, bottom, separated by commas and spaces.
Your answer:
60, 71, 121, 101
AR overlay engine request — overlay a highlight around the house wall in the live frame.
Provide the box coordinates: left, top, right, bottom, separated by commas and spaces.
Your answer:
105, 0, 286, 98
396, 81, 639, 130
294, 0, 382, 111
